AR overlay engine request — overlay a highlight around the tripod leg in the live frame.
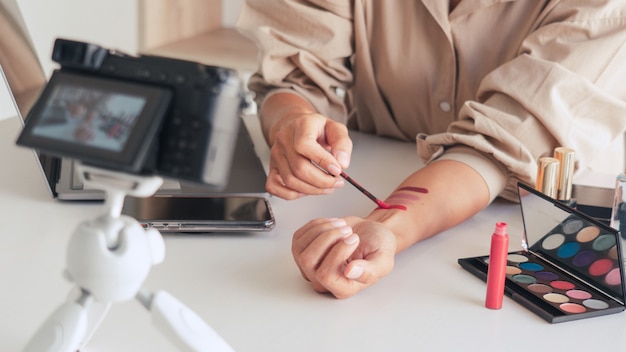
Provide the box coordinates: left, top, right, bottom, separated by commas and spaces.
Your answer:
136, 288, 234, 352
64, 287, 111, 350
24, 289, 93, 352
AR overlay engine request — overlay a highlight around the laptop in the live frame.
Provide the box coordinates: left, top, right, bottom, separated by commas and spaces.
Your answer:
1, 4, 274, 232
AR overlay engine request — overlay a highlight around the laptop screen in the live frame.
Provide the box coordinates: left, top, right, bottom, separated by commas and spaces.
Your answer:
1, 0, 268, 201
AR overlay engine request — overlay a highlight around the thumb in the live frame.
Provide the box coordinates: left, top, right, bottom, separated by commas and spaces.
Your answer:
344, 256, 393, 284
345, 261, 366, 280
324, 122, 352, 169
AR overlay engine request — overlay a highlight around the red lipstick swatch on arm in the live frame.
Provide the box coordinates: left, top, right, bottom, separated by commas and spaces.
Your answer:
376, 199, 407, 210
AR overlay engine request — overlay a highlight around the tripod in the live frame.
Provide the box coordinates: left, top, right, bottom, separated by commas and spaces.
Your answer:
24, 163, 234, 352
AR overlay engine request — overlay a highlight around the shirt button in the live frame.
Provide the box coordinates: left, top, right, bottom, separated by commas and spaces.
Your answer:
439, 101, 452, 112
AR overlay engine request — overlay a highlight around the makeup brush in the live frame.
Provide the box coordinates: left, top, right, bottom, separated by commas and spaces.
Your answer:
311, 160, 405, 210
340, 172, 405, 210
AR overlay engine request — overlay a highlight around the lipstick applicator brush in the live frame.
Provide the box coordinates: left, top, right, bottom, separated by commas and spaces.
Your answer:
340, 172, 406, 210
311, 160, 405, 210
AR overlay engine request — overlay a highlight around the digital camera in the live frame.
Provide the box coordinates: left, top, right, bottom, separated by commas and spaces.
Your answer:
17, 38, 246, 190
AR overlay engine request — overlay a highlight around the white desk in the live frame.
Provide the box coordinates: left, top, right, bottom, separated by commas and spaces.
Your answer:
2, 114, 626, 352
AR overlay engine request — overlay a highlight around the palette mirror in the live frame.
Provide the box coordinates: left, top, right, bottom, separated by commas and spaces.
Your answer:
458, 182, 626, 323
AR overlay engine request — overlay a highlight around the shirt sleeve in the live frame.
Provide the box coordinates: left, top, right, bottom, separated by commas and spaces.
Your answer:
236, 0, 354, 122
419, 2, 626, 201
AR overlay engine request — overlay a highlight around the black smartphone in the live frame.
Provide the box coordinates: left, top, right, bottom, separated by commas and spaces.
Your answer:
121, 196, 275, 233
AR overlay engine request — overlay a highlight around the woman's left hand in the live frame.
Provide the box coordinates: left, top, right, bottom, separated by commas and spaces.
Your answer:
291, 216, 397, 299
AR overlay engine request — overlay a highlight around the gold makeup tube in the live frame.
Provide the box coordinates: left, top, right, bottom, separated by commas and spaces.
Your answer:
554, 147, 576, 201
536, 157, 559, 198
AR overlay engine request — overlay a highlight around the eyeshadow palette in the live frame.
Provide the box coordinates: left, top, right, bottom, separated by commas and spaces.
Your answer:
458, 182, 626, 323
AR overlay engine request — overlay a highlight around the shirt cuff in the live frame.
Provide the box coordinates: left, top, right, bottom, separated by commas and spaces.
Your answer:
435, 146, 508, 203
258, 88, 307, 109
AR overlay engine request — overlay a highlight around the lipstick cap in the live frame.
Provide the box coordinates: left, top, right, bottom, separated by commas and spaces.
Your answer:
536, 157, 559, 198
554, 147, 575, 201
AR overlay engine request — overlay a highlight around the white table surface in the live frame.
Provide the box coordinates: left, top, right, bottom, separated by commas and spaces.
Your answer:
2, 114, 626, 352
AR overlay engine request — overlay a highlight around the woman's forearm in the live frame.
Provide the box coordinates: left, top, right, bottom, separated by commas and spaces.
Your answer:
366, 159, 491, 252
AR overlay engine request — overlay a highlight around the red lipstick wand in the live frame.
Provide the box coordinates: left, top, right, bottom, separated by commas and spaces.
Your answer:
340, 172, 405, 210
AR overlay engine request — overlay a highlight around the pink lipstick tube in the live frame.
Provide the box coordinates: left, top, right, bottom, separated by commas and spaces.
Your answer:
485, 222, 509, 309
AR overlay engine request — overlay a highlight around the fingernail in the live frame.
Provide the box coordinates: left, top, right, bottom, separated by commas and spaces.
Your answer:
337, 152, 350, 168
346, 264, 364, 279
338, 226, 353, 235
343, 233, 358, 244
330, 219, 347, 227
327, 164, 341, 176
334, 179, 344, 188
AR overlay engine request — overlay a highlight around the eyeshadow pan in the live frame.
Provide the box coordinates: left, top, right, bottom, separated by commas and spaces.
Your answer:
608, 246, 618, 260
575, 226, 600, 243
541, 234, 565, 250
571, 250, 597, 267
528, 284, 552, 294
605, 268, 622, 286
556, 242, 580, 258
550, 280, 575, 290
560, 303, 586, 314
506, 266, 522, 275
535, 271, 559, 281
592, 234, 616, 251
566, 289, 592, 300
562, 219, 584, 234
507, 254, 529, 263
512, 274, 537, 284
588, 258, 613, 277
519, 262, 543, 271
583, 299, 609, 310
544, 293, 569, 303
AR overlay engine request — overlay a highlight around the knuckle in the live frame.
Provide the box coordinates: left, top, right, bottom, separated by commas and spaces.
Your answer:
292, 138, 310, 155
315, 268, 333, 287
280, 173, 298, 189
290, 161, 309, 179
297, 252, 318, 270
315, 153, 335, 168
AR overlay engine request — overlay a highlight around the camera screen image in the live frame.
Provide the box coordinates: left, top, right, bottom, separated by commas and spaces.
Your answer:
32, 83, 146, 152
17, 38, 246, 188
18, 70, 172, 173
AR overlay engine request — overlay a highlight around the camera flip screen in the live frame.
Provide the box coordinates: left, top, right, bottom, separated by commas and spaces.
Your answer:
18, 70, 172, 173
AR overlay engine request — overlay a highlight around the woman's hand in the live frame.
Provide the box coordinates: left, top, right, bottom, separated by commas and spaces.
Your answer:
291, 216, 397, 299
266, 111, 352, 199
259, 92, 352, 200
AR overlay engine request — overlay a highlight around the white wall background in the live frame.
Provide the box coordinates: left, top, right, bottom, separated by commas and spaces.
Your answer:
0, 0, 245, 121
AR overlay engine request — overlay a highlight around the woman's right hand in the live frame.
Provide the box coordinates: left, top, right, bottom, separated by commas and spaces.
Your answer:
264, 109, 353, 200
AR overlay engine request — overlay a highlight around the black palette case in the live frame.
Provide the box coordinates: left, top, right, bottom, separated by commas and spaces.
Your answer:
459, 182, 626, 323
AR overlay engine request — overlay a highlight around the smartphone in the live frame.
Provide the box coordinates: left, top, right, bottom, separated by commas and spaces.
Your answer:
121, 196, 275, 233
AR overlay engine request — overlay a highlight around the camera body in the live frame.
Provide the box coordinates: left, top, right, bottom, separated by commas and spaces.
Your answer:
17, 38, 246, 190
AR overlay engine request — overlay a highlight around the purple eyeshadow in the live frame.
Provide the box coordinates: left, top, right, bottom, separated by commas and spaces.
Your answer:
535, 271, 559, 281
572, 250, 597, 267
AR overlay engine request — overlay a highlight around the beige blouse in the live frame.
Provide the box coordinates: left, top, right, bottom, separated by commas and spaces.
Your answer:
237, 0, 626, 201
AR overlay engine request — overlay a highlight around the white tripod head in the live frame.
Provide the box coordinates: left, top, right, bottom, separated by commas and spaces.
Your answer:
24, 163, 234, 352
